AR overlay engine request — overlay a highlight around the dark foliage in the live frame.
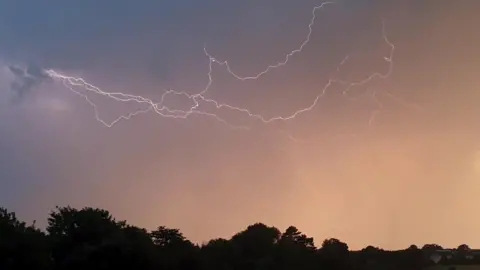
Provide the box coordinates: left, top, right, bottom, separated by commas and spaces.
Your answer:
0, 206, 476, 270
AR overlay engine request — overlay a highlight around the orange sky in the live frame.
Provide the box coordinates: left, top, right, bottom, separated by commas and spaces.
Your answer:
0, 0, 479, 250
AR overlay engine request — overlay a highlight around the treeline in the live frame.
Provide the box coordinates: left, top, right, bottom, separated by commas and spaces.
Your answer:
0, 206, 474, 270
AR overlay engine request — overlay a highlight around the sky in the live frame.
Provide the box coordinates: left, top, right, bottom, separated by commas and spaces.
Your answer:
0, 0, 479, 250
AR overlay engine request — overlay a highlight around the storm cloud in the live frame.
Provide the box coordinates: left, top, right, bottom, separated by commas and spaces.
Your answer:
7, 64, 50, 99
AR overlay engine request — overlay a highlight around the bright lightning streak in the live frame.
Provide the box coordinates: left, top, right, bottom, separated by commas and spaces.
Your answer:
202, 1, 334, 82
340, 19, 394, 98
45, 1, 415, 136
180, 17, 395, 124
45, 68, 250, 130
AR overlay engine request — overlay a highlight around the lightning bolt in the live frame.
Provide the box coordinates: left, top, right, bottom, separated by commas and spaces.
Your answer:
45, 1, 420, 139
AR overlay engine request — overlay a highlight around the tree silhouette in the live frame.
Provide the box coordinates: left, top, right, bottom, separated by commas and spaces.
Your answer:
319, 238, 350, 270
1, 205, 479, 270
201, 238, 234, 270
408, 244, 419, 250
457, 244, 471, 252
229, 223, 281, 269
280, 226, 315, 250
151, 226, 189, 248
46, 206, 137, 269
276, 226, 316, 270
422, 244, 443, 251
151, 225, 199, 270
0, 207, 50, 269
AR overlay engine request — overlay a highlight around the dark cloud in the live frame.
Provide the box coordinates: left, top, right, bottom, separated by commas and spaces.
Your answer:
0, 1, 205, 73
0, 0, 324, 78
7, 64, 50, 99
